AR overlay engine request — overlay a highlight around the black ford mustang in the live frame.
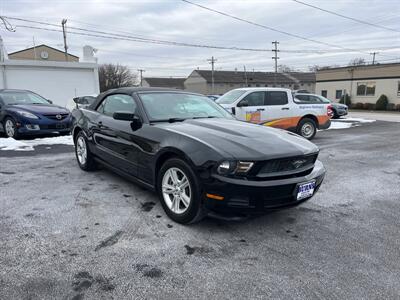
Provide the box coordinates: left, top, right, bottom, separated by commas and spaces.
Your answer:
72, 87, 325, 224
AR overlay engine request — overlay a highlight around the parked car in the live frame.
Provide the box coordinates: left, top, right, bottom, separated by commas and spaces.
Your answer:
206, 95, 220, 101
71, 87, 326, 224
66, 95, 97, 112
216, 88, 332, 140
0, 89, 72, 139
294, 93, 347, 119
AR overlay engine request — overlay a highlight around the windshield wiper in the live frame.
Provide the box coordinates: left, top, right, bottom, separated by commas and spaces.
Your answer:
192, 116, 219, 119
151, 118, 187, 123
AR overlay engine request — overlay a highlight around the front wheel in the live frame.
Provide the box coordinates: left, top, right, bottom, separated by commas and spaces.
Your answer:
297, 118, 317, 140
4, 117, 19, 139
157, 158, 205, 224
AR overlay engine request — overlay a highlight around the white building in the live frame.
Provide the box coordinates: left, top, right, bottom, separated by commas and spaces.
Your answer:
316, 63, 400, 105
0, 40, 99, 107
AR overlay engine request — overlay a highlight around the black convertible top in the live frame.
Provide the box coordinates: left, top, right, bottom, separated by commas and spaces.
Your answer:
88, 87, 199, 110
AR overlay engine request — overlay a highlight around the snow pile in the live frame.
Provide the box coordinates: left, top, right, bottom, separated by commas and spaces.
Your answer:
0, 136, 74, 151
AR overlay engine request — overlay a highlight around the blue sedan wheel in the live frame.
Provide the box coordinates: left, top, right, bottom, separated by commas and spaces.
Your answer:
4, 118, 18, 139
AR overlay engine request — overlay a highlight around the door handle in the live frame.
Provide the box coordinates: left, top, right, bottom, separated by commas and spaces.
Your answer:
97, 121, 104, 128
281, 107, 290, 110
256, 108, 265, 111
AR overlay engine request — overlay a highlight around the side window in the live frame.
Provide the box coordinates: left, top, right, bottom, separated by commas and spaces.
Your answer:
310, 95, 323, 103
240, 92, 265, 106
295, 95, 309, 102
265, 91, 288, 105
97, 94, 137, 117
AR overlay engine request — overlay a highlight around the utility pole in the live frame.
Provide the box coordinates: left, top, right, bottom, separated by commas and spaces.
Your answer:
207, 56, 217, 94
370, 52, 378, 65
61, 19, 68, 61
243, 65, 248, 86
32, 36, 37, 60
272, 41, 280, 87
137, 69, 145, 86
272, 41, 280, 73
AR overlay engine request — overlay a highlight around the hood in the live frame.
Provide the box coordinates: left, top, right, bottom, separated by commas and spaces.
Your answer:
332, 103, 347, 108
8, 104, 70, 115
159, 118, 318, 160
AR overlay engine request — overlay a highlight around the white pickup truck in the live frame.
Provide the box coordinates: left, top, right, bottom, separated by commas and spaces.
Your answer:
216, 87, 332, 140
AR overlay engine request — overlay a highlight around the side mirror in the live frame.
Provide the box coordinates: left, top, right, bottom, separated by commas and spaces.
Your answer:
113, 111, 142, 131
238, 99, 248, 107
47, 99, 53, 104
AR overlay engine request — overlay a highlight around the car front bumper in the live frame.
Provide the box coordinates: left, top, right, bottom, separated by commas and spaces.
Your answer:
202, 160, 325, 214
16, 117, 72, 135
336, 108, 348, 116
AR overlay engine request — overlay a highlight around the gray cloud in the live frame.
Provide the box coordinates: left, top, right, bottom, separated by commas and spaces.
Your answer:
1, 0, 400, 76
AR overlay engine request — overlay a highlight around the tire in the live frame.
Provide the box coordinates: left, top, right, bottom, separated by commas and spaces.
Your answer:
157, 158, 205, 224
74, 131, 97, 171
3, 117, 19, 139
297, 118, 317, 140
332, 109, 339, 119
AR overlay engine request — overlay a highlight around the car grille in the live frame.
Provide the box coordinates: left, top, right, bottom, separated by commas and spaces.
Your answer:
41, 124, 69, 130
43, 113, 69, 120
256, 154, 317, 178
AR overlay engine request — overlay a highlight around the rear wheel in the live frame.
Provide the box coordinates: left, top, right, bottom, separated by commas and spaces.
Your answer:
4, 117, 19, 139
74, 131, 97, 171
297, 118, 317, 140
157, 158, 205, 224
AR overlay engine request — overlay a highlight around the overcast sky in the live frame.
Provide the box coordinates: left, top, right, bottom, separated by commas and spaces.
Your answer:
1, 0, 400, 77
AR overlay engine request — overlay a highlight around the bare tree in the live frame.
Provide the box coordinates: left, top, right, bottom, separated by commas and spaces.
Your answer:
308, 65, 321, 72
348, 58, 366, 66
277, 64, 294, 73
98, 63, 137, 92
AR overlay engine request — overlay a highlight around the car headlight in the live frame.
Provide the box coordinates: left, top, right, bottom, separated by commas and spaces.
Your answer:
217, 160, 254, 175
16, 110, 39, 119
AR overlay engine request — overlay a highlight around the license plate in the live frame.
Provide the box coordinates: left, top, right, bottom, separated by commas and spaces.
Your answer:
297, 181, 316, 200
56, 123, 65, 129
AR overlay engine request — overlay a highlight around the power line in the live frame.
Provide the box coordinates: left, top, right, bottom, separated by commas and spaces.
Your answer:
3, 16, 272, 53
291, 0, 400, 34
4, 16, 400, 57
180, 0, 379, 56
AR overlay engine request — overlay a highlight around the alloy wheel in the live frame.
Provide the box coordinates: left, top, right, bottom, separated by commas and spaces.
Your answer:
76, 136, 87, 165
301, 122, 315, 139
161, 167, 191, 214
5, 119, 15, 138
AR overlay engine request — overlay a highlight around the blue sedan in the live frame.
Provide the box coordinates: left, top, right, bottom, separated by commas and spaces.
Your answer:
0, 89, 72, 139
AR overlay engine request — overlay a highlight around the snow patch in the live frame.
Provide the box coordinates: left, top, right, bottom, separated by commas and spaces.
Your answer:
335, 117, 376, 123
0, 136, 74, 151
328, 122, 353, 130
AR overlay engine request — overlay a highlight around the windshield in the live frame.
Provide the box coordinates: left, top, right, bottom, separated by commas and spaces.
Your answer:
216, 90, 247, 105
318, 95, 331, 103
0, 91, 50, 105
139, 92, 233, 122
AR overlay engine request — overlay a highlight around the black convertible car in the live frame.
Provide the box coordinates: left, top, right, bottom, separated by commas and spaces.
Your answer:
72, 87, 325, 224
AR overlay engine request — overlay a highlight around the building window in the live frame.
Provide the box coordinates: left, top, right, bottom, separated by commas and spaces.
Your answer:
397, 81, 400, 96
357, 82, 376, 96
280, 84, 284, 87
264, 84, 268, 87
256, 84, 260, 87
289, 84, 292, 87
321, 90, 327, 97
335, 90, 343, 100
248, 84, 252, 87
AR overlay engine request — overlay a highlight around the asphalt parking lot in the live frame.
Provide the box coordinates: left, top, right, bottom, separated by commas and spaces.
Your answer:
1, 119, 400, 299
